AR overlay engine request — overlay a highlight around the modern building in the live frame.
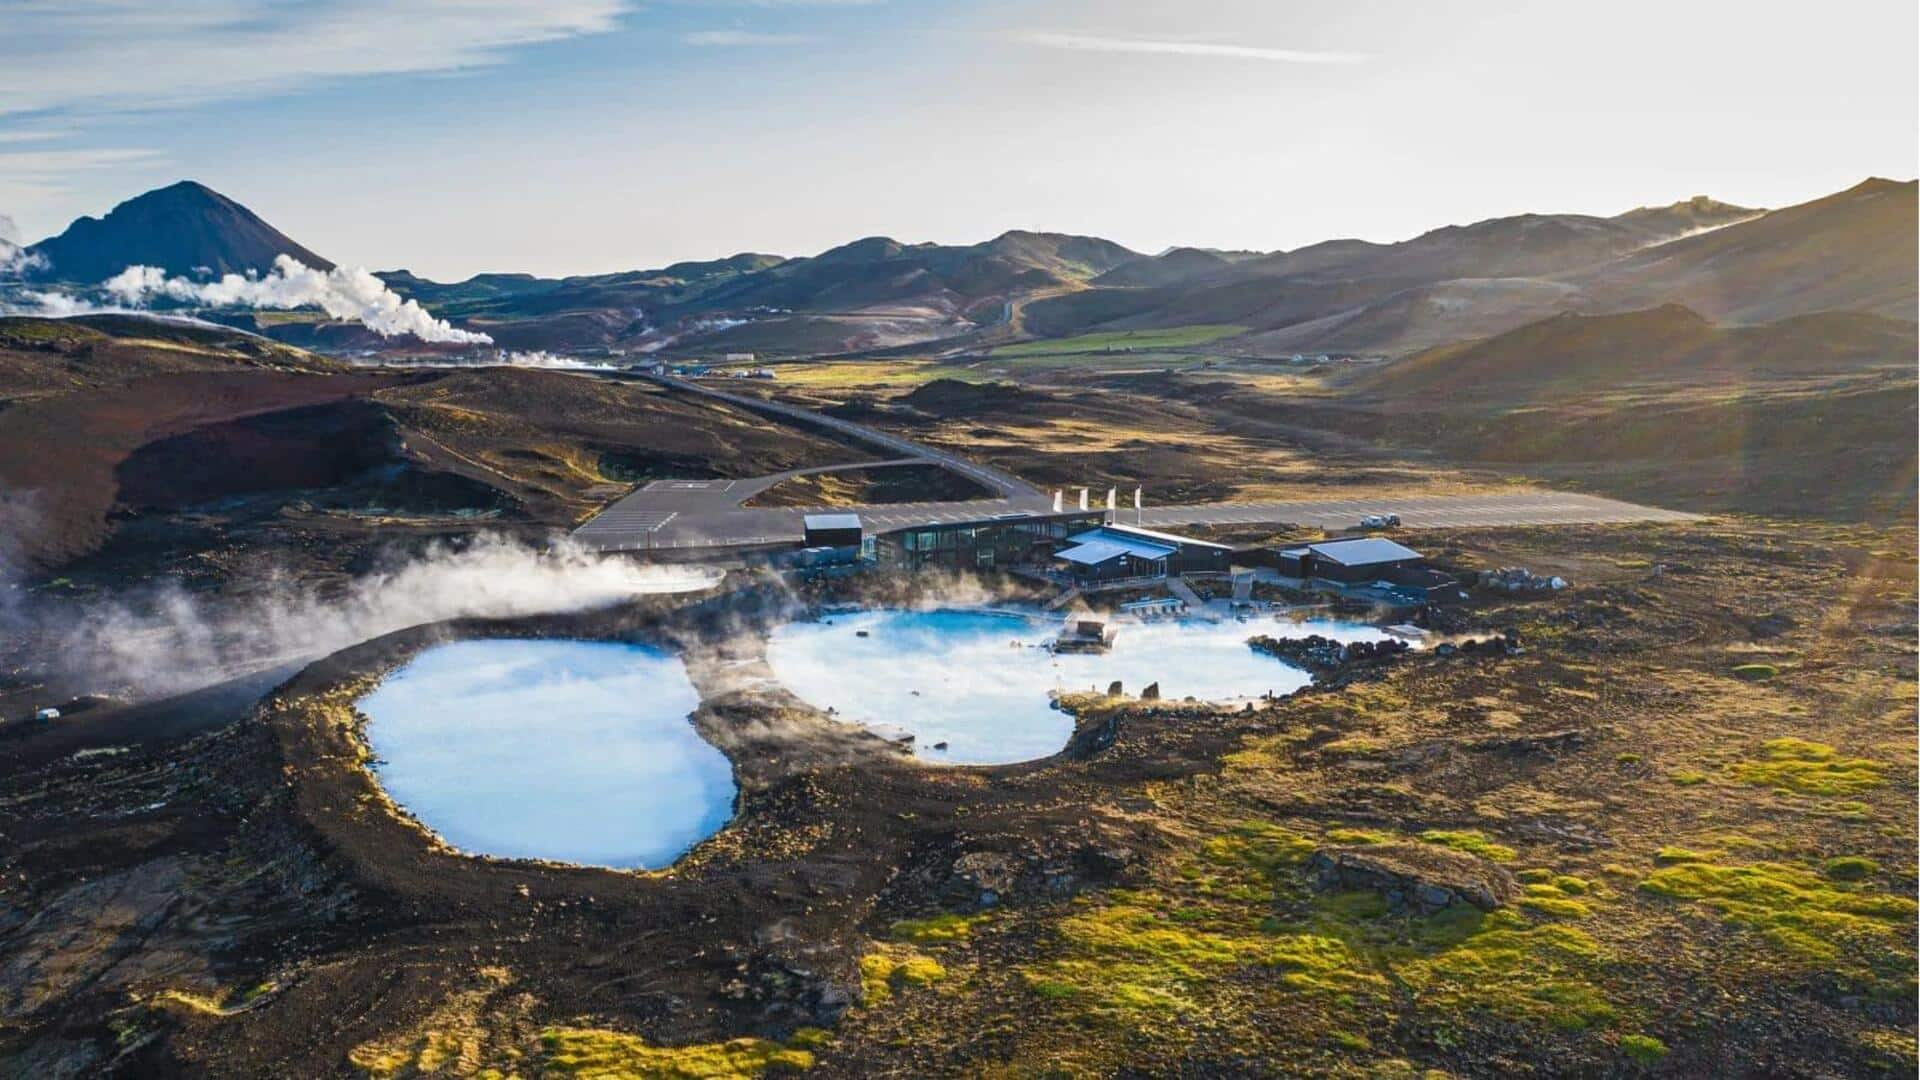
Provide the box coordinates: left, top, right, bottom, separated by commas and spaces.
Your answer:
802, 513, 863, 549
1273, 537, 1423, 584
872, 510, 1106, 572
1054, 524, 1232, 584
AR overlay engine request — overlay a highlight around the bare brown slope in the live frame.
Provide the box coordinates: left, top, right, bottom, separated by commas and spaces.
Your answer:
1363, 305, 1918, 401
1587, 178, 1918, 322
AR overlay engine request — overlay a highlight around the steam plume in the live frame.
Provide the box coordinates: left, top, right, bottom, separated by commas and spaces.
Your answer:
104, 255, 492, 344
18, 535, 717, 701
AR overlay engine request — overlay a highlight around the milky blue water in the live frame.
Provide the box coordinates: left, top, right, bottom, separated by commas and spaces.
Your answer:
765, 609, 1393, 766
359, 638, 734, 869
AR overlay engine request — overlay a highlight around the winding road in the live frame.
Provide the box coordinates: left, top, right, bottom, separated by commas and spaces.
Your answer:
571, 375, 1698, 552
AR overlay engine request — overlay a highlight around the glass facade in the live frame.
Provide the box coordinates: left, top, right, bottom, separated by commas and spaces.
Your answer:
875, 512, 1106, 573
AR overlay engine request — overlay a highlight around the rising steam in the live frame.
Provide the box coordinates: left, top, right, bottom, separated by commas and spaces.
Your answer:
21, 535, 717, 701
103, 255, 492, 344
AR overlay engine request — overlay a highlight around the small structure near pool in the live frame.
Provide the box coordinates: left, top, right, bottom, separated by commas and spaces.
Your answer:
1269, 537, 1466, 603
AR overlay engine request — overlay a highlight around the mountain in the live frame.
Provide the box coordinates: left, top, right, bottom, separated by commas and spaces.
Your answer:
1584, 178, 1917, 322
25, 180, 333, 284
690, 230, 1141, 315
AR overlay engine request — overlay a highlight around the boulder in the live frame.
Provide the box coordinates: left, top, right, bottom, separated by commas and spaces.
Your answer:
1307, 843, 1517, 914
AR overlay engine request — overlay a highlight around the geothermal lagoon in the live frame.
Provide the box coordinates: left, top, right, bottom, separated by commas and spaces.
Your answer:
359, 639, 734, 869
766, 609, 1395, 765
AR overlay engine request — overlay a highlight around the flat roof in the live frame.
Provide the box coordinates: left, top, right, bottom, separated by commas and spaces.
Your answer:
1055, 539, 1135, 566
1307, 536, 1422, 566
1068, 529, 1178, 560
1100, 524, 1232, 551
803, 513, 863, 530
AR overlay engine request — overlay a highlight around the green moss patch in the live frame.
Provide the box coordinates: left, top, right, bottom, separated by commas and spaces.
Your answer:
1730, 663, 1779, 682
1418, 830, 1518, 862
1324, 827, 1393, 845
887, 912, 990, 945
1731, 738, 1885, 797
1620, 1033, 1669, 1062
859, 946, 947, 1007
1639, 859, 1916, 989
539, 1028, 813, 1078
1823, 856, 1880, 882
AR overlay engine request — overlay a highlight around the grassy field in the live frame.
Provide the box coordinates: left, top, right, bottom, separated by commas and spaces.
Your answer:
990, 324, 1247, 358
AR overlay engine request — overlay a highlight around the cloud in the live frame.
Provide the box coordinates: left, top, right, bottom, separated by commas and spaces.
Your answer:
0, 1, 634, 118
1008, 30, 1366, 65
682, 29, 819, 46
104, 255, 493, 344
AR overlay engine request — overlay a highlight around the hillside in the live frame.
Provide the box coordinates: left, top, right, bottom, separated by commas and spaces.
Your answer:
1585, 177, 1919, 322
1365, 304, 1918, 400
0, 315, 863, 575
1016, 196, 1769, 355
26, 181, 334, 284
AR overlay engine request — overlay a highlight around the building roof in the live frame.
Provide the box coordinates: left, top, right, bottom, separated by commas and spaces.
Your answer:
1055, 539, 1137, 566
1100, 524, 1232, 552
803, 513, 863, 531
1067, 529, 1178, 560
1307, 537, 1422, 567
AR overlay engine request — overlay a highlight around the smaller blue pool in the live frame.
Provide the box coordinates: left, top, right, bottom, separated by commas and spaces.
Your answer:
766, 609, 1394, 766
359, 639, 735, 869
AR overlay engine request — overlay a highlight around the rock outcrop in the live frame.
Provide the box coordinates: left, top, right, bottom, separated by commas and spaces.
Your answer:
1307, 843, 1517, 914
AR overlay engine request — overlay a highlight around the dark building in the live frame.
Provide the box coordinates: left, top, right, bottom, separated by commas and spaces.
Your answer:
1274, 537, 1424, 584
1054, 524, 1232, 584
802, 513, 863, 549
872, 510, 1106, 572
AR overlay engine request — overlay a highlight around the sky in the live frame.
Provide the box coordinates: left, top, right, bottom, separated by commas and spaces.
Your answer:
1, 0, 1915, 280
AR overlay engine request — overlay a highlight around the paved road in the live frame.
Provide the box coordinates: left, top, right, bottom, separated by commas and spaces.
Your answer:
572, 376, 1699, 552
1142, 492, 1699, 531
641, 374, 1039, 499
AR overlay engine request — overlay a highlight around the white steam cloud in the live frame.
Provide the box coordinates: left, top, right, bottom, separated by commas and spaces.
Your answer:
103, 255, 492, 344
25, 535, 718, 701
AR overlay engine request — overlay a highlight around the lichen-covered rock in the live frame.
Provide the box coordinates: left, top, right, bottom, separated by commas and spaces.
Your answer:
950, 852, 1021, 906
1307, 843, 1517, 913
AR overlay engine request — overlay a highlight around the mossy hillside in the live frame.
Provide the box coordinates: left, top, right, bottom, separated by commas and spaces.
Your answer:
1018, 821, 1627, 1046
